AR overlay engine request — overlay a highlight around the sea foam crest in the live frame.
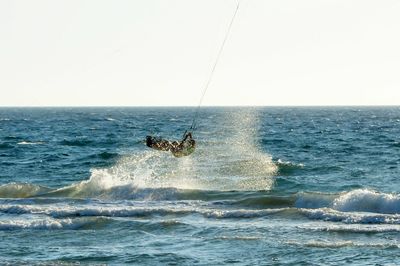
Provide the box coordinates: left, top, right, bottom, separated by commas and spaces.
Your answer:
0, 202, 291, 220
301, 208, 400, 224
0, 218, 90, 230
332, 189, 400, 214
287, 240, 400, 249
295, 189, 400, 215
299, 223, 400, 233
49, 169, 181, 200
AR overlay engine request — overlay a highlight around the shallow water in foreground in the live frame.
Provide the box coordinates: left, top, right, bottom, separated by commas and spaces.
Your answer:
0, 107, 399, 265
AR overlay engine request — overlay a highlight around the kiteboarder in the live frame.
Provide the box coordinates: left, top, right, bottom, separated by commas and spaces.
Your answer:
145, 1, 240, 158
146, 131, 196, 157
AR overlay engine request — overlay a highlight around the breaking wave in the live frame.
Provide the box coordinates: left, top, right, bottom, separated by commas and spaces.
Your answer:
1, 182, 399, 219
332, 189, 400, 214
0, 217, 109, 230
1, 202, 400, 225
295, 189, 400, 214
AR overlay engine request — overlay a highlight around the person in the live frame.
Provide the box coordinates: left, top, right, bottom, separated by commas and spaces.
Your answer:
146, 136, 171, 151
145, 131, 196, 157
170, 132, 196, 157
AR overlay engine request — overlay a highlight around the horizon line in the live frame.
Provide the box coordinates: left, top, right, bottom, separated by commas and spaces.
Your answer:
0, 104, 399, 108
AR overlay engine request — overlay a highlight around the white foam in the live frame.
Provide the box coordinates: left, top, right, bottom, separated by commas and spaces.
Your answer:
293, 240, 399, 249
295, 189, 400, 215
332, 189, 400, 214
204, 208, 287, 219
299, 223, 400, 233
0, 203, 193, 218
90, 108, 277, 192
301, 208, 400, 224
276, 159, 304, 168
215, 235, 261, 241
70, 127, 277, 194
287, 240, 400, 249
0, 218, 87, 230
302, 240, 354, 248
17, 141, 44, 145
51, 168, 184, 200
0, 203, 288, 220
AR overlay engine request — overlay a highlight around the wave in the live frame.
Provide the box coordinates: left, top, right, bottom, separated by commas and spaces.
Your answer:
275, 159, 304, 175
0, 183, 51, 198
84, 152, 120, 161
1, 186, 400, 225
60, 139, 92, 147
17, 141, 44, 145
3, 136, 21, 140
287, 240, 400, 249
235, 195, 294, 208
300, 208, 400, 224
0, 204, 185, 218
0, 201, 289, 220
1, 201, 399, 225
332, 189, 400, 214
295, 189, 400, 214
0, 217, 109, 230
97, 152, 119, 160
0, 143, 13, 149
1, 179, 399, 219
298, 224, 400, 233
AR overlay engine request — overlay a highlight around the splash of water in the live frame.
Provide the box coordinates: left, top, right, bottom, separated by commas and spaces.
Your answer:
76, 108, 277, 192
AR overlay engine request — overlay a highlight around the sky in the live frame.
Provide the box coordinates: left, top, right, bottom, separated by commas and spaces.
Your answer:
0, 0, 399, 106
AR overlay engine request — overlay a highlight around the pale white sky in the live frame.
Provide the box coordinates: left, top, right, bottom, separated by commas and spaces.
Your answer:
0, 0, 399, 106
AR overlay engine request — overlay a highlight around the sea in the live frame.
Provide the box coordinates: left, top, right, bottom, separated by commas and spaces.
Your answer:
0, 107, 399, 265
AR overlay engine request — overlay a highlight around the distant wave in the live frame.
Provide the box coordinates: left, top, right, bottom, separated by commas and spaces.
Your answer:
17, 141, 44, 145
85, 152, 119, 161
60, 139, 92, 147
0, 143, 14, 149
287, 240, 400, 249
3, 136, 21, 141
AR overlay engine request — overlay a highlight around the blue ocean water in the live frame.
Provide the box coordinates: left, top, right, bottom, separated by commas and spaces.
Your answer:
0, 107, 399, 265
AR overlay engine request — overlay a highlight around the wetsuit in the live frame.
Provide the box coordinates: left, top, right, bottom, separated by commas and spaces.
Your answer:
146, 132, 196, 157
